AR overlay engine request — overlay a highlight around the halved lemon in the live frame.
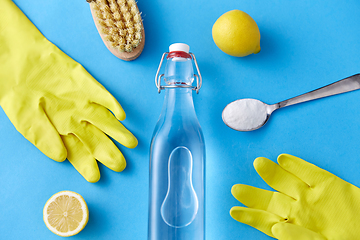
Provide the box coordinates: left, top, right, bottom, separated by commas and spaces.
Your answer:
43, 191, 89, 237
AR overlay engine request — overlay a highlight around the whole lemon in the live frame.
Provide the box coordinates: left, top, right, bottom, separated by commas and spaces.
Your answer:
212, 10, 261, 57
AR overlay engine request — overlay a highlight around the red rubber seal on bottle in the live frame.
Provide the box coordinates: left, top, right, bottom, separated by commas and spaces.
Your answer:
167, 51, 192, 59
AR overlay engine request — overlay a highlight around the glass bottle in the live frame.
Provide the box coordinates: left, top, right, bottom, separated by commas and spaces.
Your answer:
148, 43, 205, 240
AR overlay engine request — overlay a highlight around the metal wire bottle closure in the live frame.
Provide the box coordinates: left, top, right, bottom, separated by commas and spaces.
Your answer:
155, 52, 202, 94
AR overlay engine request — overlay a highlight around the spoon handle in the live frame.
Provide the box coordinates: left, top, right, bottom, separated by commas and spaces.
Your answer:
276, 74, 360, 109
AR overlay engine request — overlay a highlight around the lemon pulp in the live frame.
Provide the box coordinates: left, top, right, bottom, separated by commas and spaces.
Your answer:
43, 191, 89, 237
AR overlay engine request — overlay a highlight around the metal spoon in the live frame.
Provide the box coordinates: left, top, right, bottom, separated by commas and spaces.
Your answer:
222, 74, 360, 131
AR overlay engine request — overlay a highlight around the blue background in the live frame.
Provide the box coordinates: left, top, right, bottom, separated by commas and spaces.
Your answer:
1, 0, 360, 239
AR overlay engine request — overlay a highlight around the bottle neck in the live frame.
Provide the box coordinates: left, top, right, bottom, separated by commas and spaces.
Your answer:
164, 56, 194, 86
158, 55, 198, 121
160, 87, 197, 121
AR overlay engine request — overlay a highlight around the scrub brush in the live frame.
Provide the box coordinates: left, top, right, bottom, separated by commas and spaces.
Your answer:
87, 0, 145, 61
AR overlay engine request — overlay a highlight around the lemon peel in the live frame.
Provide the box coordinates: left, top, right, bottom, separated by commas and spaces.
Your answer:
212, 10, 261, 57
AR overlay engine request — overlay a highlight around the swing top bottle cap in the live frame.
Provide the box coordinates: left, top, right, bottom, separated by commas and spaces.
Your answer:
155, 43, 202, 93
169, 43, 190, 53
168, 43, 191, 59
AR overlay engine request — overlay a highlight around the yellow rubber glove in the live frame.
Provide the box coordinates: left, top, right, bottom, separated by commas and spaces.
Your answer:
0, 0, 138, 182
230, 154, 360, 240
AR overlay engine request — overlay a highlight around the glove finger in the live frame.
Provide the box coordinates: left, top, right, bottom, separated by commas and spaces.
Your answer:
231, 184, 294, 217
272, 223, 326, 240
72, 66, 126, 121
277, 154, 330, 187
85, 103, 138, 148
2, 95, 66, 162
254, 157, 310, 200
90, 89, 126, 121
73, 123, 127, 172
230, 206, 284, 238
61, 134, 100, 183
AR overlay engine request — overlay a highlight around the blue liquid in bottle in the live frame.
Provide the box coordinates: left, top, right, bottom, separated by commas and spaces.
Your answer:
148, 43, 205, 240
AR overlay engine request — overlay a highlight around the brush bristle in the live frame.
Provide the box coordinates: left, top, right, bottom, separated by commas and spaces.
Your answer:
90, 0, 143, 53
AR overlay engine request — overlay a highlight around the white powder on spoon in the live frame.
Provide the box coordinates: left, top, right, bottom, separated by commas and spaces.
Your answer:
222, 99, 268, 131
